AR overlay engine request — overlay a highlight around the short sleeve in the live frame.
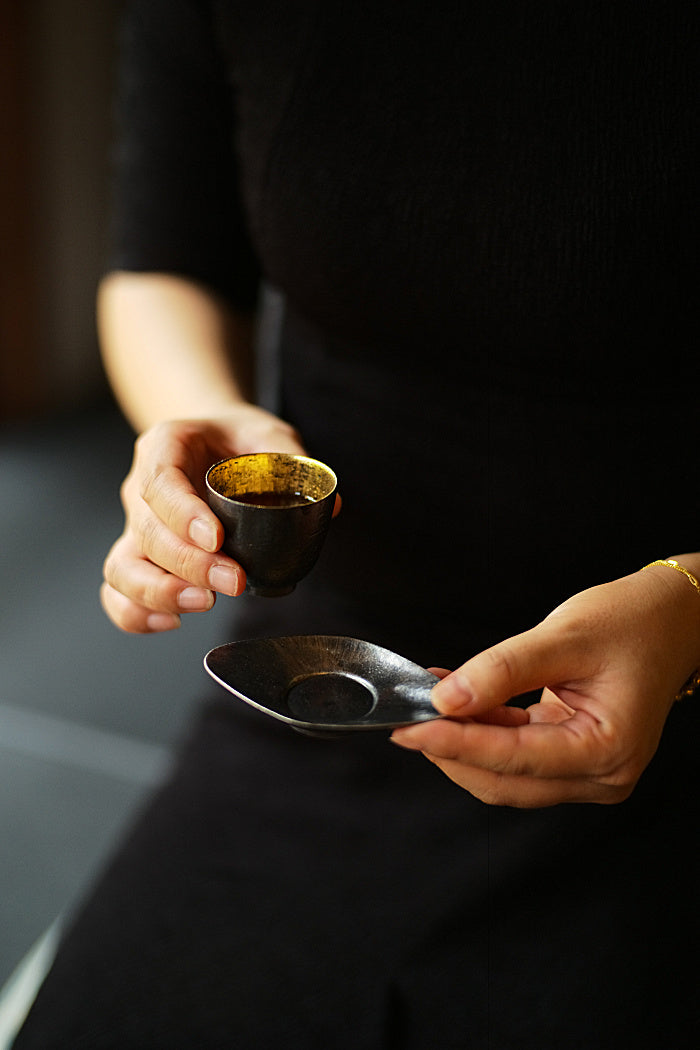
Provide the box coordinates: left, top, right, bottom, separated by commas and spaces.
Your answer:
108, 0, 261, 310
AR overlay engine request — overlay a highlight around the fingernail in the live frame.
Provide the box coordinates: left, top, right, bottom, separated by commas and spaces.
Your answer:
208, 564, 244, 597
178, 586, 215, 611
389, 728, 421, 750
189, 517, 218, 552
146, 612, 180, 632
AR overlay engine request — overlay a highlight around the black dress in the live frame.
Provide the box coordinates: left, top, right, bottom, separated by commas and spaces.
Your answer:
14, 2, 700, 1046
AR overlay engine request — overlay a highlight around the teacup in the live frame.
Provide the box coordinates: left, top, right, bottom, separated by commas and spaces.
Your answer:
205, 452, 337, 596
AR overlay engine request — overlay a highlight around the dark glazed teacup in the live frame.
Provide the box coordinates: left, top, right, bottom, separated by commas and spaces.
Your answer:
205, 453, 337, 597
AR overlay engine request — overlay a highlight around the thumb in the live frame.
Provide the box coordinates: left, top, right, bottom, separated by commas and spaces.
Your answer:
430, 622, 576, 717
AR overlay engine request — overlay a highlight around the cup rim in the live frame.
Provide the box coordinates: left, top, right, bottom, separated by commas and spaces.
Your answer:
205, 452, 337, 507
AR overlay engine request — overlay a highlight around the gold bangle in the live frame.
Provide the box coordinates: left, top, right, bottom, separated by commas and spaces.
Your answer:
642, 559, 700, 700
641, 558, 700, 597
675, 670, 700, 701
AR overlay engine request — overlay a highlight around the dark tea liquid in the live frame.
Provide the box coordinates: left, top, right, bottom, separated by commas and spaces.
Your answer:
232, 490, 317, 507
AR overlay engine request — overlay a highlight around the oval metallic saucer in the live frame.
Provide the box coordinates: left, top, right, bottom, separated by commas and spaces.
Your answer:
204, 635, 441, 736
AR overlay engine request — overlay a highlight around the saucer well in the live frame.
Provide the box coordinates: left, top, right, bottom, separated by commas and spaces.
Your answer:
204, 635, 441, 736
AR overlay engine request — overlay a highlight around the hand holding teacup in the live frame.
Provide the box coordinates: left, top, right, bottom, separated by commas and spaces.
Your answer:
100, 403, 333, 633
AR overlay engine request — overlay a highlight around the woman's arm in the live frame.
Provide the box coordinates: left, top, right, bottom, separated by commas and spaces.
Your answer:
98, 271, 306, 634
97, 271, 255, 429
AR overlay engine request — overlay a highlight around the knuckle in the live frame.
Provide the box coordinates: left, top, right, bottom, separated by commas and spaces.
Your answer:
131, 431, 153, 474
112, 607, 140, 634
118, 608, 151, 635
478, 783, 509, 807
133, 423, 177, 493
102, 539, 125, 587
597, 778, 636, 804
134, 422, 165, 457
139, 466, 161, 505
484, 641, 520, 685
275, 419, 301, 442
100, 582, 138, 634
102, 552, 117, 588
172, 541, 205, 583
485, 643, 512, 671
139, 462, 183, 512
599, 762, 641, 799
474, 773, 529, 808
591, 735, 645, 800
119, 472, 137, 513
99, 580, 115, 617
134, 510, 160, 554
140, 577, 169, 612
250, 414, 303, 451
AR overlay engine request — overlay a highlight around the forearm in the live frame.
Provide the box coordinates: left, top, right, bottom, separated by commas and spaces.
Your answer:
97, 271, 256, 432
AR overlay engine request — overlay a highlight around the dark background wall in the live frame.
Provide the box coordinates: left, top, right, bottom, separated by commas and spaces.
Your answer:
2, 0, 121, 420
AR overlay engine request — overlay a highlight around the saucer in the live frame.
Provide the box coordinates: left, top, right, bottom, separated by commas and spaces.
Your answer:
203, 635, 441, 736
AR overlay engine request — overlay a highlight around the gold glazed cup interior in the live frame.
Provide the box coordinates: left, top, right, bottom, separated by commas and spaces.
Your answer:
206, 453, 337, 505
205, 453, 337, 597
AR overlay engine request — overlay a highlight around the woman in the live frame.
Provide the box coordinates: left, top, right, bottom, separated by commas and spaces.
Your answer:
14, 1, 700, 1046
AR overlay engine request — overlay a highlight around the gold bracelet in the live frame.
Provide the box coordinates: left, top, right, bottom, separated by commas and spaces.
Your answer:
675, 670, 700, 701
641, 558, 700, 596
642, 559, 700, 700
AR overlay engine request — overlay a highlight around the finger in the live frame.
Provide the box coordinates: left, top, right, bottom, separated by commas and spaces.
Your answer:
391, 710, 610, 781
137, 463, 223, 553
475, 704, 530, 726
103, 533, 222, 613
418, 755, 612, 808
526, 690, 577, 725
430, 623, 593, 717
132, 421, 239, 551
427, 667, 451, 679
100, 581, 181, 635
129, 509, 244, 596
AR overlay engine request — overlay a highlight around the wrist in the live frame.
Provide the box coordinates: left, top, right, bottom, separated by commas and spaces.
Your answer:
667, 552, 700, 583
640, 554, 700, 697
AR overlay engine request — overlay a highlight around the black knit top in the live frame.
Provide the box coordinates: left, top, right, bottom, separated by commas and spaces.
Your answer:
110, 0, 699, 655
